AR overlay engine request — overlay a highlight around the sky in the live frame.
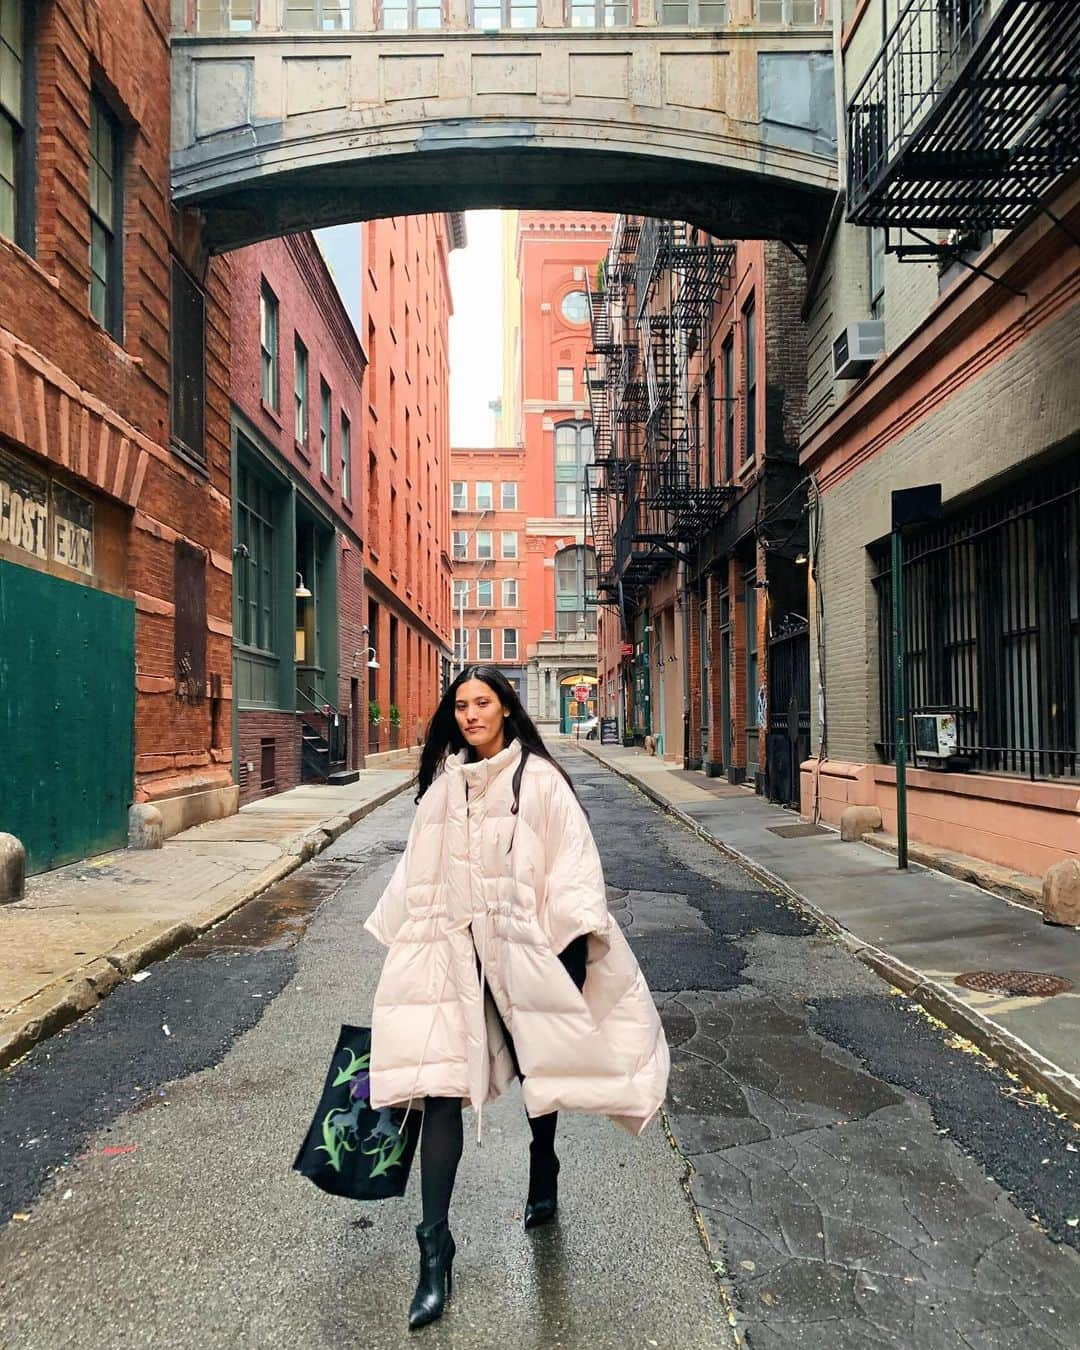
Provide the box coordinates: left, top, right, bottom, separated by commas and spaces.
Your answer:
448, 211, 504, 448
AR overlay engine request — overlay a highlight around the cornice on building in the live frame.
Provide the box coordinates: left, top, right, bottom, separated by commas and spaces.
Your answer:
444, 212, 468, 252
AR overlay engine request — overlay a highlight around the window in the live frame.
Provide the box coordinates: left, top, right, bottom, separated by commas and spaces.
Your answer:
501, 481, 518, 510
756, 0, 817, 22
502, 579, 518, 607
705, 363, 716, 488
872, 458, 1080, 781
722, 336, 735, 481
476, 579, 493, 608
260, 281, 279, 410
380, 0, 443, 28
340, 412, 351, 500
659, 0, 729, 21
570, 0, 630, 22
452, 480, 467, 510
453, 579, 469, 609
196, 0, 256, 30
475, 481, 493, 511
555, 545, 598, 636
560, 290, 589, 323
476, 530, 493, 560
743, 299, 757, 463
471, 0, 537, 28
477, 628, 493, 661
89, 93, 123, 338
745, 570, 759, 728
501, 531, 518, 559
1, 1, 33, 250
503, 628, 518, 660
284, 0, 353, 25
293, 337, 308, 445
170, 259, 205, 462
235, 459, 276, 653
452, 530, 468, 560
554, 421, 593, 515
318, 379, 332, 476
556, 367, 574, 401
869, 227, 885, 319
454, 627, 469, 663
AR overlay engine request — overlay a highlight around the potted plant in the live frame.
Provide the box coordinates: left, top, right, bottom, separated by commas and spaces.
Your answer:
388, 704, 401, 749
368, 700, 381, 726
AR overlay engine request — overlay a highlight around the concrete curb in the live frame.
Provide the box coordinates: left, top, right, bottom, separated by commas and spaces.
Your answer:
0, 777, 414, 1073
578, 744, 1080, 1124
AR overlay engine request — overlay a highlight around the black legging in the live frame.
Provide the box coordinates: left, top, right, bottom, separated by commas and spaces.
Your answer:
419, 935, 588, 1228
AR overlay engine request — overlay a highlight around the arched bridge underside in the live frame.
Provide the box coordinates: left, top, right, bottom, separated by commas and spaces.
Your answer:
171, 28, 837, 251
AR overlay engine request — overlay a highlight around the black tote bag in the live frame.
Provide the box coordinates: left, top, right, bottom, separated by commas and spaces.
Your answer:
293, 1025, 420, 1200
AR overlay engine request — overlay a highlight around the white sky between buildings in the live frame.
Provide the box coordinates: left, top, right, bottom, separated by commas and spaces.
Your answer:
316, 209, 504, 451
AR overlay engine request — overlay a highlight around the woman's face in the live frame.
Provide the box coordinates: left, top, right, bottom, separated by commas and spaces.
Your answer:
454, 678, 508, 759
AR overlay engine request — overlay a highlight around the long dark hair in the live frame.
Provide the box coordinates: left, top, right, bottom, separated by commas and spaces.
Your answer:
416, 665, 581, 816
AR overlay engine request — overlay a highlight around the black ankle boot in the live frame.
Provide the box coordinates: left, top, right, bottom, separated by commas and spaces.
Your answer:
408, 1218, 455, 1330
524, 1146, 560, 1230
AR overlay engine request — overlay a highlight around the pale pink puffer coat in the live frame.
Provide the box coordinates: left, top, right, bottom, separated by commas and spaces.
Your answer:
364, 740, 670, 1136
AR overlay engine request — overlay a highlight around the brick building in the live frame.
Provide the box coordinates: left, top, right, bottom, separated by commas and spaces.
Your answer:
0, 0, 232, 872
590, 220, 809, 801
229, 232, 367, 804
797, 0, 1080, 881
449, 447, 528, 700
496, 211, 612, 735
362, 214, 461, 753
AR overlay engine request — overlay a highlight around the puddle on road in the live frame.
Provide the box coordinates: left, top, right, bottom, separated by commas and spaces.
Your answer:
176, 861, 359, 956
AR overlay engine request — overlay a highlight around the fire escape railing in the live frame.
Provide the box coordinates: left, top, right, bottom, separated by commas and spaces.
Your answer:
847, 0, 1080, 230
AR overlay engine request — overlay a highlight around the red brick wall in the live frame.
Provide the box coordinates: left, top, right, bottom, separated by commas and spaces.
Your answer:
0, 0, 233, 813
363, 214, 455, 746
237, 711, 300, 806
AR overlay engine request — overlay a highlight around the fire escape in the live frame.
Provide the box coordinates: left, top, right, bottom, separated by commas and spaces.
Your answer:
585, 216, 737, 619
847, 0, 1080, 234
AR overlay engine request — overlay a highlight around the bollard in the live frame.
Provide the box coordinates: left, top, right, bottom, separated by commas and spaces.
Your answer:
0, 833, 26, 904
128, 803, 165, 850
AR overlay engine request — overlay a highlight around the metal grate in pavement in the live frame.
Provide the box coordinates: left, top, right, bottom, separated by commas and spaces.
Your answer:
767, 823, 832, 839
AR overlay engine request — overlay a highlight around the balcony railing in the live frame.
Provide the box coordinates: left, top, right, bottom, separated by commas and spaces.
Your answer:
175, 0, 827, 34
847, 0, 1080, 230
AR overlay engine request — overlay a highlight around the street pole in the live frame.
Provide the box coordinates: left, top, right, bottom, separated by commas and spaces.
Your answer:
891, 523, 908, 870
889, 484, 942, 873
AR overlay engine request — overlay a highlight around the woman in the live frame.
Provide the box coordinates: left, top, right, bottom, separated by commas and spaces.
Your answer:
364, 666, 669, 1330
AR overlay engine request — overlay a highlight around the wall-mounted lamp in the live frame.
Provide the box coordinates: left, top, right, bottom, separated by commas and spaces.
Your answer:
363, 646, 379, 670
644, 624, 654, 633
794, 552, 809, 566
295, 572, 312, 599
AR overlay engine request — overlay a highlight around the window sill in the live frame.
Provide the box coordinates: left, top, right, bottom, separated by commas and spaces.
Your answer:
368, 548, 380, 564
260, 399, 283, 428
320, 471, 334, 491
294, 441, 311, 464
340, 498, 353, 516
169, 437, 210, 479
738, 457, 757, 481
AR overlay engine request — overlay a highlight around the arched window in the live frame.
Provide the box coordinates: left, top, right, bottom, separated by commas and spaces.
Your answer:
554, 421, 593, 516
555, 545, 598, 637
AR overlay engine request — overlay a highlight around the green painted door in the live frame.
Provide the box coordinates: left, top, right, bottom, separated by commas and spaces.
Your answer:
0, 560, 135, 873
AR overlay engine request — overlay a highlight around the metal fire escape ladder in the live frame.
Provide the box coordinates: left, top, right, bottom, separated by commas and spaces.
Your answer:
847, 0, 1080, 230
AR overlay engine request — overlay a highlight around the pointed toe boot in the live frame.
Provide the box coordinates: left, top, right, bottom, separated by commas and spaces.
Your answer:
408, 1219, 455, 1331
523, 1149, 560, 1231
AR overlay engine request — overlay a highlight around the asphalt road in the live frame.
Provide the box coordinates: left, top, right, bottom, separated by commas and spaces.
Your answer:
1, 747, 1079, 1350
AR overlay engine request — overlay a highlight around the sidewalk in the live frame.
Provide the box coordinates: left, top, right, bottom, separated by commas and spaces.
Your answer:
578, 741, 1080, 1120
0, 760, 417, 1070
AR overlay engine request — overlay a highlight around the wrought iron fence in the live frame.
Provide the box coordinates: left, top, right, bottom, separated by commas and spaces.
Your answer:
872, 457, 1080, 780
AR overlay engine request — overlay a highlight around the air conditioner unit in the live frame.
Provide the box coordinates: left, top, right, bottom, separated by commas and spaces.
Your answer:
833, 321, 885, 379
910, 712, 958, 761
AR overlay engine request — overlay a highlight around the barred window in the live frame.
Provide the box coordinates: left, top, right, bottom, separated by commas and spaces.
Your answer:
873, 458, 1080, 780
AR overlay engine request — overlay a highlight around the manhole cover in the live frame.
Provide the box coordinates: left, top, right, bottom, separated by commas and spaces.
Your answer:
767, 823, 831, 839
954, 970, 1074, 997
